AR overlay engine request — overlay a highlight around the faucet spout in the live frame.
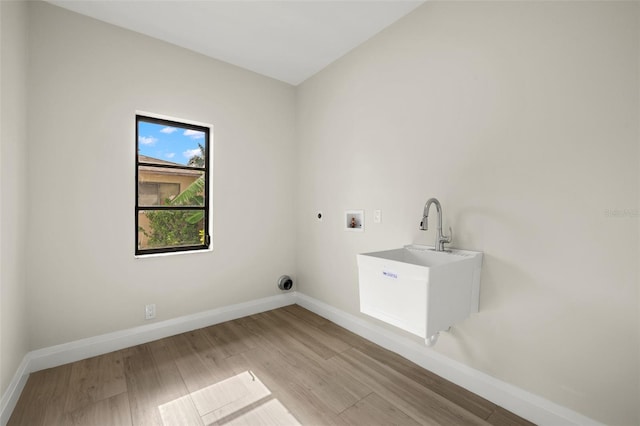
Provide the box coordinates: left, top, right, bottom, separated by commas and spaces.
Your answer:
419, 198, 451, 251
422, 198, 442, 231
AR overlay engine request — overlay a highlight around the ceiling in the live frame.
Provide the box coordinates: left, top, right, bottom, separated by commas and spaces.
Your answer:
47, 0, 425, 86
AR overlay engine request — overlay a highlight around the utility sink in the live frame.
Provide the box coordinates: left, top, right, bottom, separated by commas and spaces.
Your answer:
357, 244, 482, 343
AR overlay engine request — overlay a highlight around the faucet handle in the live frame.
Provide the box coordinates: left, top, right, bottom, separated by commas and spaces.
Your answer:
443, 226, 452, 243
438, 227, 452, 251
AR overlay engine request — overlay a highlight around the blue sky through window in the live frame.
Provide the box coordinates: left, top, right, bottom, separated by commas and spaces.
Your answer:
138, 120, 205, 166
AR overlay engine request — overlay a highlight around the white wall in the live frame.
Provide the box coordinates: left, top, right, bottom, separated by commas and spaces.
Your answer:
296, 2, 639, 425
3, 2, 639, 424
0, 0, 29, 396
26, 2, 296, 349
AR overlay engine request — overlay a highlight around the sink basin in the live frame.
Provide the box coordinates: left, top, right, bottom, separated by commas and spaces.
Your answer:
357, 244, 482, 342
364, 246, 478, 267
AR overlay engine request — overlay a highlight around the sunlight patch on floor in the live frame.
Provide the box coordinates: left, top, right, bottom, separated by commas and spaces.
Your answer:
159, 370, 300, 425
223, 399, 300, 425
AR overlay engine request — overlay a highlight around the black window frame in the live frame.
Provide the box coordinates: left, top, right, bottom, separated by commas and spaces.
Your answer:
135, 115, 211, 255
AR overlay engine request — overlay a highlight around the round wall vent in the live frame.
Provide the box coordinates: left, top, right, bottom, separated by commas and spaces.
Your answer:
278, 275, 293, 291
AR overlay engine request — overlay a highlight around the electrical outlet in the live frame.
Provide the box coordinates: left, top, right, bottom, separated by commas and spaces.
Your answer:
145, 304, 156, 320
374, 209, 381, 223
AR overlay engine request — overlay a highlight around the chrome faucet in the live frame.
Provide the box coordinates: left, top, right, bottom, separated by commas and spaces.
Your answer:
420, 198, 452, 252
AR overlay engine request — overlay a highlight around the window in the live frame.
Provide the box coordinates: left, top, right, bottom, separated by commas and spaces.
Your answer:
139, 182, 180, 206
136, 115, 211, 255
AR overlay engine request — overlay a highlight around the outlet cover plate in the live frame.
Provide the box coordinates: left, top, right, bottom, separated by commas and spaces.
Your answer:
145, 304, 156, 320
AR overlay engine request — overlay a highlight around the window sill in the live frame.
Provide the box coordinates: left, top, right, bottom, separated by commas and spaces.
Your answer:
135, 247, 212, 259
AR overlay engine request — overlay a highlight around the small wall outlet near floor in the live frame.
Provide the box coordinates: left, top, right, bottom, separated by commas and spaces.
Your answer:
144, 304, 156, 320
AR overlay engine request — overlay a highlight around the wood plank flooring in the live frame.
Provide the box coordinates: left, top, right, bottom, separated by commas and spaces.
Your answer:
8, 305, 536, 425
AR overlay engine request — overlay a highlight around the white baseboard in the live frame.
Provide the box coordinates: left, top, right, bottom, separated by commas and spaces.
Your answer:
26, 292, 296, 373
0, 357, 29, 426
0, 292, 296, 425
294, 292, 602, 426
1, 291, 601, 426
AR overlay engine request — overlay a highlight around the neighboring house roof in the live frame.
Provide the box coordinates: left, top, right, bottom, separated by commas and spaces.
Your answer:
138, 154, 202, 177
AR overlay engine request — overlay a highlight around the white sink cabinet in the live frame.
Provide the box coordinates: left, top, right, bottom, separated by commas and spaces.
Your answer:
357, 244, 482, 343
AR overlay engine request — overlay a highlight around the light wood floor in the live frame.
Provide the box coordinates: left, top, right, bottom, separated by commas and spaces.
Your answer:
9, 305, 535, 425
